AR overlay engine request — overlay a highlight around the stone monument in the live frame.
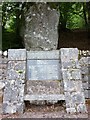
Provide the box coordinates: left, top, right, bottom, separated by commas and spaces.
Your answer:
20, 3, 60, 50
2, 48, 87, 114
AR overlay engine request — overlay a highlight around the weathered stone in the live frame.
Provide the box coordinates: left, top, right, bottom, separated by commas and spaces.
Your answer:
60, 48, 87, 114
60, 48, 79, 61
79, 57, 89, 66
81, 66, 89, 75
0, 64, 7, 69
88, 65, 90, 74
77, 104, 87, 113
62, 69, 81, 80
3, 88, 12, 101
71, 70, 82, 80
63, 80, 76, 92
8, 61, 26, 71
29, 100, 46, 105
24, 94, 65, 101
0, 58, 8, 64
18, 84, 25, 97
66, 108, 76, 114
66, 103, 75, 108
27, 60, 61, 80
2, 48, 88, 114
7, 69, 18, 80
27, 80, 61, 95
14, 62, 26, 71
71, 92, 85, 104
15, 79, 25, 86
27, 50, 59, 60
64, 92, 72, 103
82, 82, 89, 89
61, 60, 80, 69
75, 80, 84, 92
84, 75, 88, 82
21, 3, 60, 50
2, 50, 26, 114
0, 82, 5, 90
3, 87, 18, 101
84, 90, 90, 99
17, 103, 25, 114
8, 49, 26, 61
0, 69, 2, 76
7, 69, 25, 80
2, 103, 17, 114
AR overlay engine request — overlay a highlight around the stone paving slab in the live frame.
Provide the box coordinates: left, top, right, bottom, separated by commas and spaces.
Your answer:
27, 80, 62, 95
24, 94, 65, 101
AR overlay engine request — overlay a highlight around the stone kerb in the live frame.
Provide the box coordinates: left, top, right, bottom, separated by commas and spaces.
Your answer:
60, 48, 87, 114
2, 49, 26, 114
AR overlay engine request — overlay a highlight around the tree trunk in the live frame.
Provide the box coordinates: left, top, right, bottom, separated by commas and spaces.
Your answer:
87, 2, 90, 39
83, 3, 88, 28
16, 2, 20, 39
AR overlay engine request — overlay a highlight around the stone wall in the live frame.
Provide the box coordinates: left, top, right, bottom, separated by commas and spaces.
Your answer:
2, 49, 26, 114
0, 49, 89, 114
79, 50, 90, 99
0, 50, 8, 103
60, 48, 87, 114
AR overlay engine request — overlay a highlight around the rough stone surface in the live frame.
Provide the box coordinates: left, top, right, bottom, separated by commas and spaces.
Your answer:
60, 48, 78, 61
21, 3, 60, 50
27, 80, 62, 95
79, 56, 90, 99
71, 92, 85, 104
2, 103, 17, 114
27, 50, 59, 59
8, 49, 26, 61
77, 104, 87, 113
60, 48, 87, 114
62, 69, 82, 80
66, 108, 76, 114
17, 103, 25, 114
24, 94, 65, 101
7, 61, 26, 80
84, 90, 90, 99
63, 80, 76, 92
0, 82, 5, 90
2, 49, 89, 114
2, 49, 26, 114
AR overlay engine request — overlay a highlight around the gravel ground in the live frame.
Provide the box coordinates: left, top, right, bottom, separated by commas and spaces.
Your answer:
0, 103, 89, 119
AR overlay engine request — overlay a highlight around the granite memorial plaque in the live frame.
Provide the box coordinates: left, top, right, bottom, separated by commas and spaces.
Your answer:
27, 60, 61, 80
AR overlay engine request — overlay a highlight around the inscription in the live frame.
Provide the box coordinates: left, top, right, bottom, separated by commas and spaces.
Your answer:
27, 60, 61, 80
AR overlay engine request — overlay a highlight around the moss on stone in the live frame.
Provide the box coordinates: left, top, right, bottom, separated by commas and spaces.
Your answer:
18, 70, 23, 74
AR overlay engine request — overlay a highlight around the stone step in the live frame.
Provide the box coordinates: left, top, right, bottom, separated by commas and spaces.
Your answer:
27, 51, 59, 60
24, 94, 65, 101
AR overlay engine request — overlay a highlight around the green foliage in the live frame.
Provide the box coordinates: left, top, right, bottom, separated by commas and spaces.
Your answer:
2, 2, 89, 50
58, 2, 88, 29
